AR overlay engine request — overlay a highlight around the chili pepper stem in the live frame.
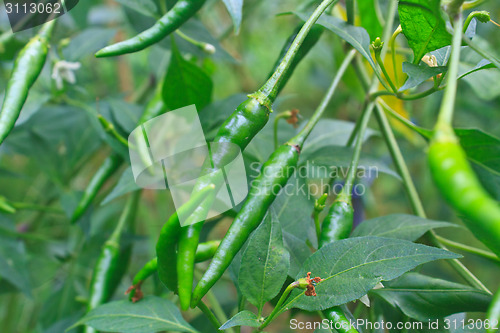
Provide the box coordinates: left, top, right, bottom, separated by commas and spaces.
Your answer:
175, 30, 216, 54
256, 0, 340, 105
289, 49, 356, 147
374, 46, 399, 94
258, 282, 299, 330
273, 111, 293, 149
390, 25, 403, 87
197, 301, 223, 332
341, 102, 375, 199
436, 12, 463, 128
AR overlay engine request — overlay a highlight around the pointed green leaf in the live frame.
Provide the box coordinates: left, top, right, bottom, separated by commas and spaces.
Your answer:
69, 296, 197, 333
352, 214, 457, 241
399, 62, 446, 91
222, 0, 243, 33
283, 237, 460, 312
219, 310, 260, 330
239, 212, 290, 313
162, 43, 213, 111
372, 273, 492, 320
398, 0, 452, 63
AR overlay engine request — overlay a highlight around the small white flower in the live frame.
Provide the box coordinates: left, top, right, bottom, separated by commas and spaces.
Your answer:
51, 60, 81, 90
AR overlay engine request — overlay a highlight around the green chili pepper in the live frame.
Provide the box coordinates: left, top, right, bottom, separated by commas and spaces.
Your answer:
95, 0, 206, 57
190, 49, 356, 308
156, 184, 216, 294
428, 12, 500, 257
486, 286, 500, 333
175, 0, 338, 311
428, 126, 500, 257
319, 102, 374, 247
127, 240, 220, 302
71, 153, 123, 223
323, 307, 359, 333
71, 90, 167, 223
0, 21, 54, 145
84, 191, 141, 333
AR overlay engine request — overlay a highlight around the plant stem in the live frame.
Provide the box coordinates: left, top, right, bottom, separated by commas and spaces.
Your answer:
346, 0, 355, 25
194, 270, 234, 333
259, 282, 299, 330
109, 191, 141, 244
198, 301, 223, 332
97, 114, 130, 148
340, 102, 375, 200
175, 30, 215, 54
257, 0, 339, 104
10, 202, 64, 214
273, 111, 292, 149
462, 35, 500, 70
290, 49, 356, 147
376, 99, 432, 139
374, 51, 398, 94
390, 25, 403, 87
434, 235, 500, 264
436, 12, 463, 127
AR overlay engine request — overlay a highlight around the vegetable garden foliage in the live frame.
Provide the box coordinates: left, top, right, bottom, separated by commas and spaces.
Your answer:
1, 0, 500, 332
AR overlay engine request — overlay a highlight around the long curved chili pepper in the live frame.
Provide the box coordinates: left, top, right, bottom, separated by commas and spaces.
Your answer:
156, 184, 215, 293
126, 240, 220, 302
0, 21, 55, 145
71, 90, 167, 223
176, 0, 338, 311
84, 191, 141, 333
428, 12, 500, 257
486, 286, 500, 333
190, 49, 356, 308
95, 0, 206, 57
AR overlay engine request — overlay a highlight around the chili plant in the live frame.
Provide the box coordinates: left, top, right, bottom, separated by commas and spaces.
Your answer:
1, 0, 500, 332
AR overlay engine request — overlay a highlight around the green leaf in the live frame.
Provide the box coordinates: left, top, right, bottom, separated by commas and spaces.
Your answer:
301, 146, 400, 179
284, 237, 460, 311
219, 310, 260, 330
357, 0, 383, 40
272, 174, 315, 242
69, 296, 197, 333
352, 214, 457, 241
162, 42, 213, 111
62, 28, 117, 61
101, 167, 142, 205
239, 212, 290, 313
294, 12, 377, 71
115, 0, 158, 17
399, 62, 446, 91
372, 273, 492, 321
283, 231, 312, 278
222, 0, 243, 34
398, 0, 452, 63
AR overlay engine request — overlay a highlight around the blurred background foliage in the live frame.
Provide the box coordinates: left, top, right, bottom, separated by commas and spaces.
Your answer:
0, 0, 500, 332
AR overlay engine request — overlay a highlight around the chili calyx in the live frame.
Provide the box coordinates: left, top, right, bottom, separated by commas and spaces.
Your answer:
125, 281, 144, 303
297, 272, 324, 297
